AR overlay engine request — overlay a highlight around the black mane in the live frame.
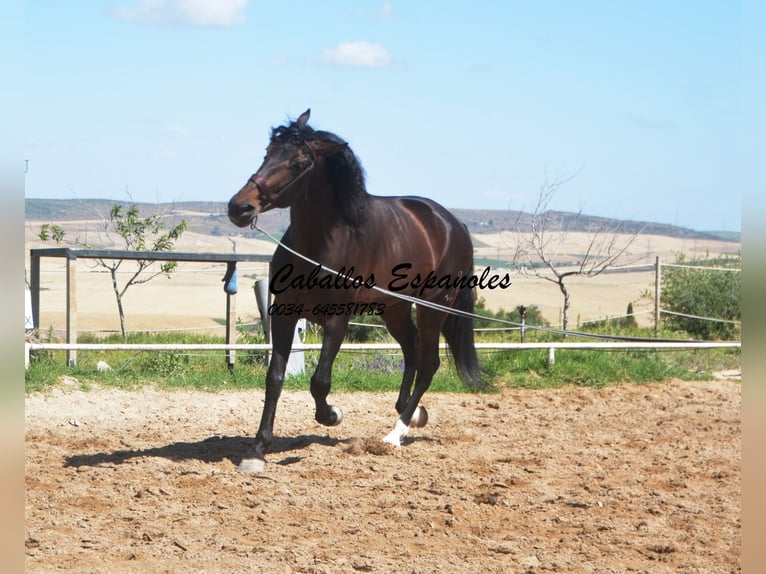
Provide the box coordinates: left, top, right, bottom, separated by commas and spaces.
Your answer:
272, 118, 370, 233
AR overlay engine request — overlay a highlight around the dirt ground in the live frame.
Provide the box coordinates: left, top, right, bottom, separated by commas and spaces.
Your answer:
25, 378, 740, 573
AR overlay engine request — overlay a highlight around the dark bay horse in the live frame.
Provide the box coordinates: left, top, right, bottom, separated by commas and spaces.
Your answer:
228, 109, 484, 472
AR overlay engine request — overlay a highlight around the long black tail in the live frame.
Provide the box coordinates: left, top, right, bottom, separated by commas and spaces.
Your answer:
441, 286, 486, 389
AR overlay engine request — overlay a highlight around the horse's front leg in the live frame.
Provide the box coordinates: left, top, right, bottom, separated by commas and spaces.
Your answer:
311, 314, 350, 427
237, 313, 298, 473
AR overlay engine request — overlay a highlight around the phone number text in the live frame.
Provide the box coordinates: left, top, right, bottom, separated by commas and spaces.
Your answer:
267, 302, 385, 317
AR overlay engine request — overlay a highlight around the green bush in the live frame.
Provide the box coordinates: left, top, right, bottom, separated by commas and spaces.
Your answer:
473, 298, 549, 341
661, 253, 741, 340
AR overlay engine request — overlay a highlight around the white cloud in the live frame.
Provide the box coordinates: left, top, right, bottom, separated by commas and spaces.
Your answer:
321, 41, 393, 68
112, 0, 247, 27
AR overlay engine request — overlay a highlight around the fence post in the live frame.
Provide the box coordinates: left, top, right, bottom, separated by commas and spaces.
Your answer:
223, 260, 239, 369
66, 253, 77, 367
30, 252, 41, 337
518, 305, 527, 343
254, 276, 271, 362
286, 318, 306, 376
654, 256, 661, 338
226, 291, 237, 369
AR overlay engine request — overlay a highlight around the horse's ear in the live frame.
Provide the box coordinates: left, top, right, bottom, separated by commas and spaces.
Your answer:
297, 109, 311, 127
308, 140, 348, 157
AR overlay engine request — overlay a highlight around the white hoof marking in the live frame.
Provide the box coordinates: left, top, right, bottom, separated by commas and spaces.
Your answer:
382, 419, 409, 448
237, 458, 265, 473
330, 405, 343, 426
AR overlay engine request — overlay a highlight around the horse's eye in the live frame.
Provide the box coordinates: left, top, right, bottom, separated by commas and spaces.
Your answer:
272, 127, 288, 141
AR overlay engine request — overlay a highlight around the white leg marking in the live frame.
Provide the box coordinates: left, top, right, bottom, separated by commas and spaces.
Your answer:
330, 405, 343, 426
237, 458, 266, 473
382, 419, 409, 447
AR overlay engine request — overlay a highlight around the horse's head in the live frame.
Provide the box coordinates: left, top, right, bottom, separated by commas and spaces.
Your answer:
228, 109, 347, 227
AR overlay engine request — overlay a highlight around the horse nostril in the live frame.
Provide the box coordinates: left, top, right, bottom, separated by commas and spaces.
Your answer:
227, 198, 255, 221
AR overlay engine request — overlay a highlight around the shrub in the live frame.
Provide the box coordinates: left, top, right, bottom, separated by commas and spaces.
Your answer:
661, 253, 741, 340
473, 298, 548, 333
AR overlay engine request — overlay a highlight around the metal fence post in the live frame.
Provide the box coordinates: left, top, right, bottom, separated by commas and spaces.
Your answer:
66, 254, 77, 367
654, 256, 661, 338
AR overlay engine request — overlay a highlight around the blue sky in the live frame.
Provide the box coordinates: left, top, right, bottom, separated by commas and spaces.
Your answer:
22, 1, 752, 232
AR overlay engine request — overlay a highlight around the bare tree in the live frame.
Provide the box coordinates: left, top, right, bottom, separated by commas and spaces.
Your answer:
512, 174, 645, 333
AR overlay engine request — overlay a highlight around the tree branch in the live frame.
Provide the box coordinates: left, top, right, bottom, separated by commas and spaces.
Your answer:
511, 170, 643, 331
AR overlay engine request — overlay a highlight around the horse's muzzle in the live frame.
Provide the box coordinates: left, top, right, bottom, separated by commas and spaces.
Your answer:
227, 198, 258, 227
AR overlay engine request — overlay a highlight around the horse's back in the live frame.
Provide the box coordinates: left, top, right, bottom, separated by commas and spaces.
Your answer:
383, 195, 473, 258
388, 195, 461, 222
268, 193, 474, 311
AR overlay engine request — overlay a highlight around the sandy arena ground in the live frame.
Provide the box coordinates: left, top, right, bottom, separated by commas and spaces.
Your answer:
25, 378, 740, 573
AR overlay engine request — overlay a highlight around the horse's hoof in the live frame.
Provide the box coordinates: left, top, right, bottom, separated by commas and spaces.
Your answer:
237, 458, 266, 473
381, 430, 401, 448
411, 406, 428, 428
316, 405, 343, 426
328, 405, 343, 426
382, 419, 409, 448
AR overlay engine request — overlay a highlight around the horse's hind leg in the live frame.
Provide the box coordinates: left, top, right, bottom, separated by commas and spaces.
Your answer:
381, 303, 425, 424
238, 313, 298, 472
311, 315, 349, 426
383, 307, 443, 446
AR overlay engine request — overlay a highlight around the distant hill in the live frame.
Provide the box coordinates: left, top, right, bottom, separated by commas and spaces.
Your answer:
24, 197, 739, 242
25, 199, 227, 223
699, 230, 741, 242
448, 208, 735, 241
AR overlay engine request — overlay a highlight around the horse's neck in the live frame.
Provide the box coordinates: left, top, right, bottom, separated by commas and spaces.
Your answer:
287, 171, 371, 256
288, 195, 346, 255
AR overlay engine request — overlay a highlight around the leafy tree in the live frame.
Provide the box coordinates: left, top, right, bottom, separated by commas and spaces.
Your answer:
38, 223, 66, 244
661, 253, 741, 340
37, 204, 187, 339
97, 204, 187, 338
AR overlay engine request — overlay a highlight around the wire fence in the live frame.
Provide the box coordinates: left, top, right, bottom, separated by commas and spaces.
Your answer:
28, 264, 742, 335
26, 251, 741, 368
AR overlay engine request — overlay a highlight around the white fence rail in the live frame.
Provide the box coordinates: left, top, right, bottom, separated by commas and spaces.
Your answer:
25, 340, 741, 369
